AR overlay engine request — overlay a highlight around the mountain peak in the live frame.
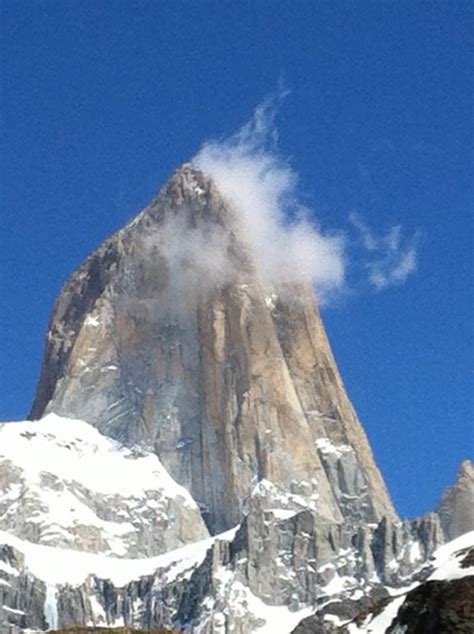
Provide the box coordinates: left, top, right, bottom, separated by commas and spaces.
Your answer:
163, 162, 210, 200
136, 162, 239, 236
9, 162, 473, 633
29, 162, 397, 533
436, 459, 474, 540
459, 459, 474, 479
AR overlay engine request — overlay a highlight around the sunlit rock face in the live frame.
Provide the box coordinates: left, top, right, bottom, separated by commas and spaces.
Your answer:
29, 164, 395, 534
436, 459, 474, 541
29, 165, 395, 533
2, 164, 472, 633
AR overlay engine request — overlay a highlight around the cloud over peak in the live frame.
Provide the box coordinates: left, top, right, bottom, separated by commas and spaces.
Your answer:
186, 93, 419, 303
193, 93, 346, 303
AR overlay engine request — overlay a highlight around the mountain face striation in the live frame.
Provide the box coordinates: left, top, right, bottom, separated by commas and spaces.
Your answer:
1, 164, 472, 633
29, 164, 395, 534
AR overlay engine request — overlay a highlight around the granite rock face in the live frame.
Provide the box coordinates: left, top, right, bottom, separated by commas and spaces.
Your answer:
0, 503, 446, 633
1, 164, 471, 633
29, 164, 395, 534
436, 460, 474, 541
328, 535, 474, 634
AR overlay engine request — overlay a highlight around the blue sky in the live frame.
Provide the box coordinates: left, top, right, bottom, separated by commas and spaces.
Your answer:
1, 1, 472, 519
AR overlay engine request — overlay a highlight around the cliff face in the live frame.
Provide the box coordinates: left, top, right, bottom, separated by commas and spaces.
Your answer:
29, 164, 395, 534
3, 163, 472, 633
437, 460, 474, 541
0, 500, 445, 633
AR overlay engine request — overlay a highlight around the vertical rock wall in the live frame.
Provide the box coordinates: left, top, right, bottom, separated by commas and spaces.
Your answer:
29, 164, 396, 533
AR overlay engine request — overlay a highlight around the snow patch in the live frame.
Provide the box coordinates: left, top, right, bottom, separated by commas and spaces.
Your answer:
88, 593, 107, 626
264, 294, 278, 310
316, 437, 353, 458
0, 560, 19, 577
208, 566, 313, 634
3, 606, 25, 615
84, 315, 100, 328
428, 530, 474, 581
252, 478, 319, 513
322, 573, 357, 596
268, 509, 298, 520
0, 526, 238, 589
409, 540, 422, 564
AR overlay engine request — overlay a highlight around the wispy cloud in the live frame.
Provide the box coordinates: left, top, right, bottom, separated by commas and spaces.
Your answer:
349, 212, 418, 290
193, 91, 346, 304
184, 91, 419, 303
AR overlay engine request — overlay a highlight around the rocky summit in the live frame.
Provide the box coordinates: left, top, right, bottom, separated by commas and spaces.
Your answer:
28, 164, 395, 535
1, 164, 473, 633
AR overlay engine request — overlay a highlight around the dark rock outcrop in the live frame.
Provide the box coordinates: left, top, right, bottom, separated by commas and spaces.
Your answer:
387, 576, 474, 633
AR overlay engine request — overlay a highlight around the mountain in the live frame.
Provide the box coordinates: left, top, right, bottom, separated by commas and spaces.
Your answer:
436, 460, 474, 541
1, 164, 472, 633
29, 164, 395, 534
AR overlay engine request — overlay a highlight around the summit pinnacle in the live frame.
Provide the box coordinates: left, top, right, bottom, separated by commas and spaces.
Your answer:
30, 164, 395, 533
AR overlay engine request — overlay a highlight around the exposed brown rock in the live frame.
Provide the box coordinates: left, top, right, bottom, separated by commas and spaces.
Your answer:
29, 164, 396, 533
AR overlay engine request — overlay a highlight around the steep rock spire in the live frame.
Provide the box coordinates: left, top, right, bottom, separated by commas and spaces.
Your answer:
30, 164, 397, 532
436, 459, 474, 540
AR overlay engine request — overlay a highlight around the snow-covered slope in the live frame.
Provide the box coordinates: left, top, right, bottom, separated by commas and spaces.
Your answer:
0, 525, 235, 590
1, 419, 470, 634
0, 415, 208, 557
0, 525, 310, 633
0, 414, 451, 634
427, 530, 474, 581
0, 469, 469, 633
0, 524, 238, 631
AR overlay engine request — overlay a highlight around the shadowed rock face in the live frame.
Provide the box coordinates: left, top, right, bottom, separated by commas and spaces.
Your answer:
29, 164, 396, 533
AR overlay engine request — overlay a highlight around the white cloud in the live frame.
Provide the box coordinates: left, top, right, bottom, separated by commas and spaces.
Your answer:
349, 212, 418, 290
146, 93, 417, 308
192, 92, 346, 303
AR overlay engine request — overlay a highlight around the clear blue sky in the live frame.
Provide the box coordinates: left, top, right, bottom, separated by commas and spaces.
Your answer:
1, 1, 472, 520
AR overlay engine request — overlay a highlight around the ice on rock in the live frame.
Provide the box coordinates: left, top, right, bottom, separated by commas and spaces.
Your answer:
44, 584, 58, 630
